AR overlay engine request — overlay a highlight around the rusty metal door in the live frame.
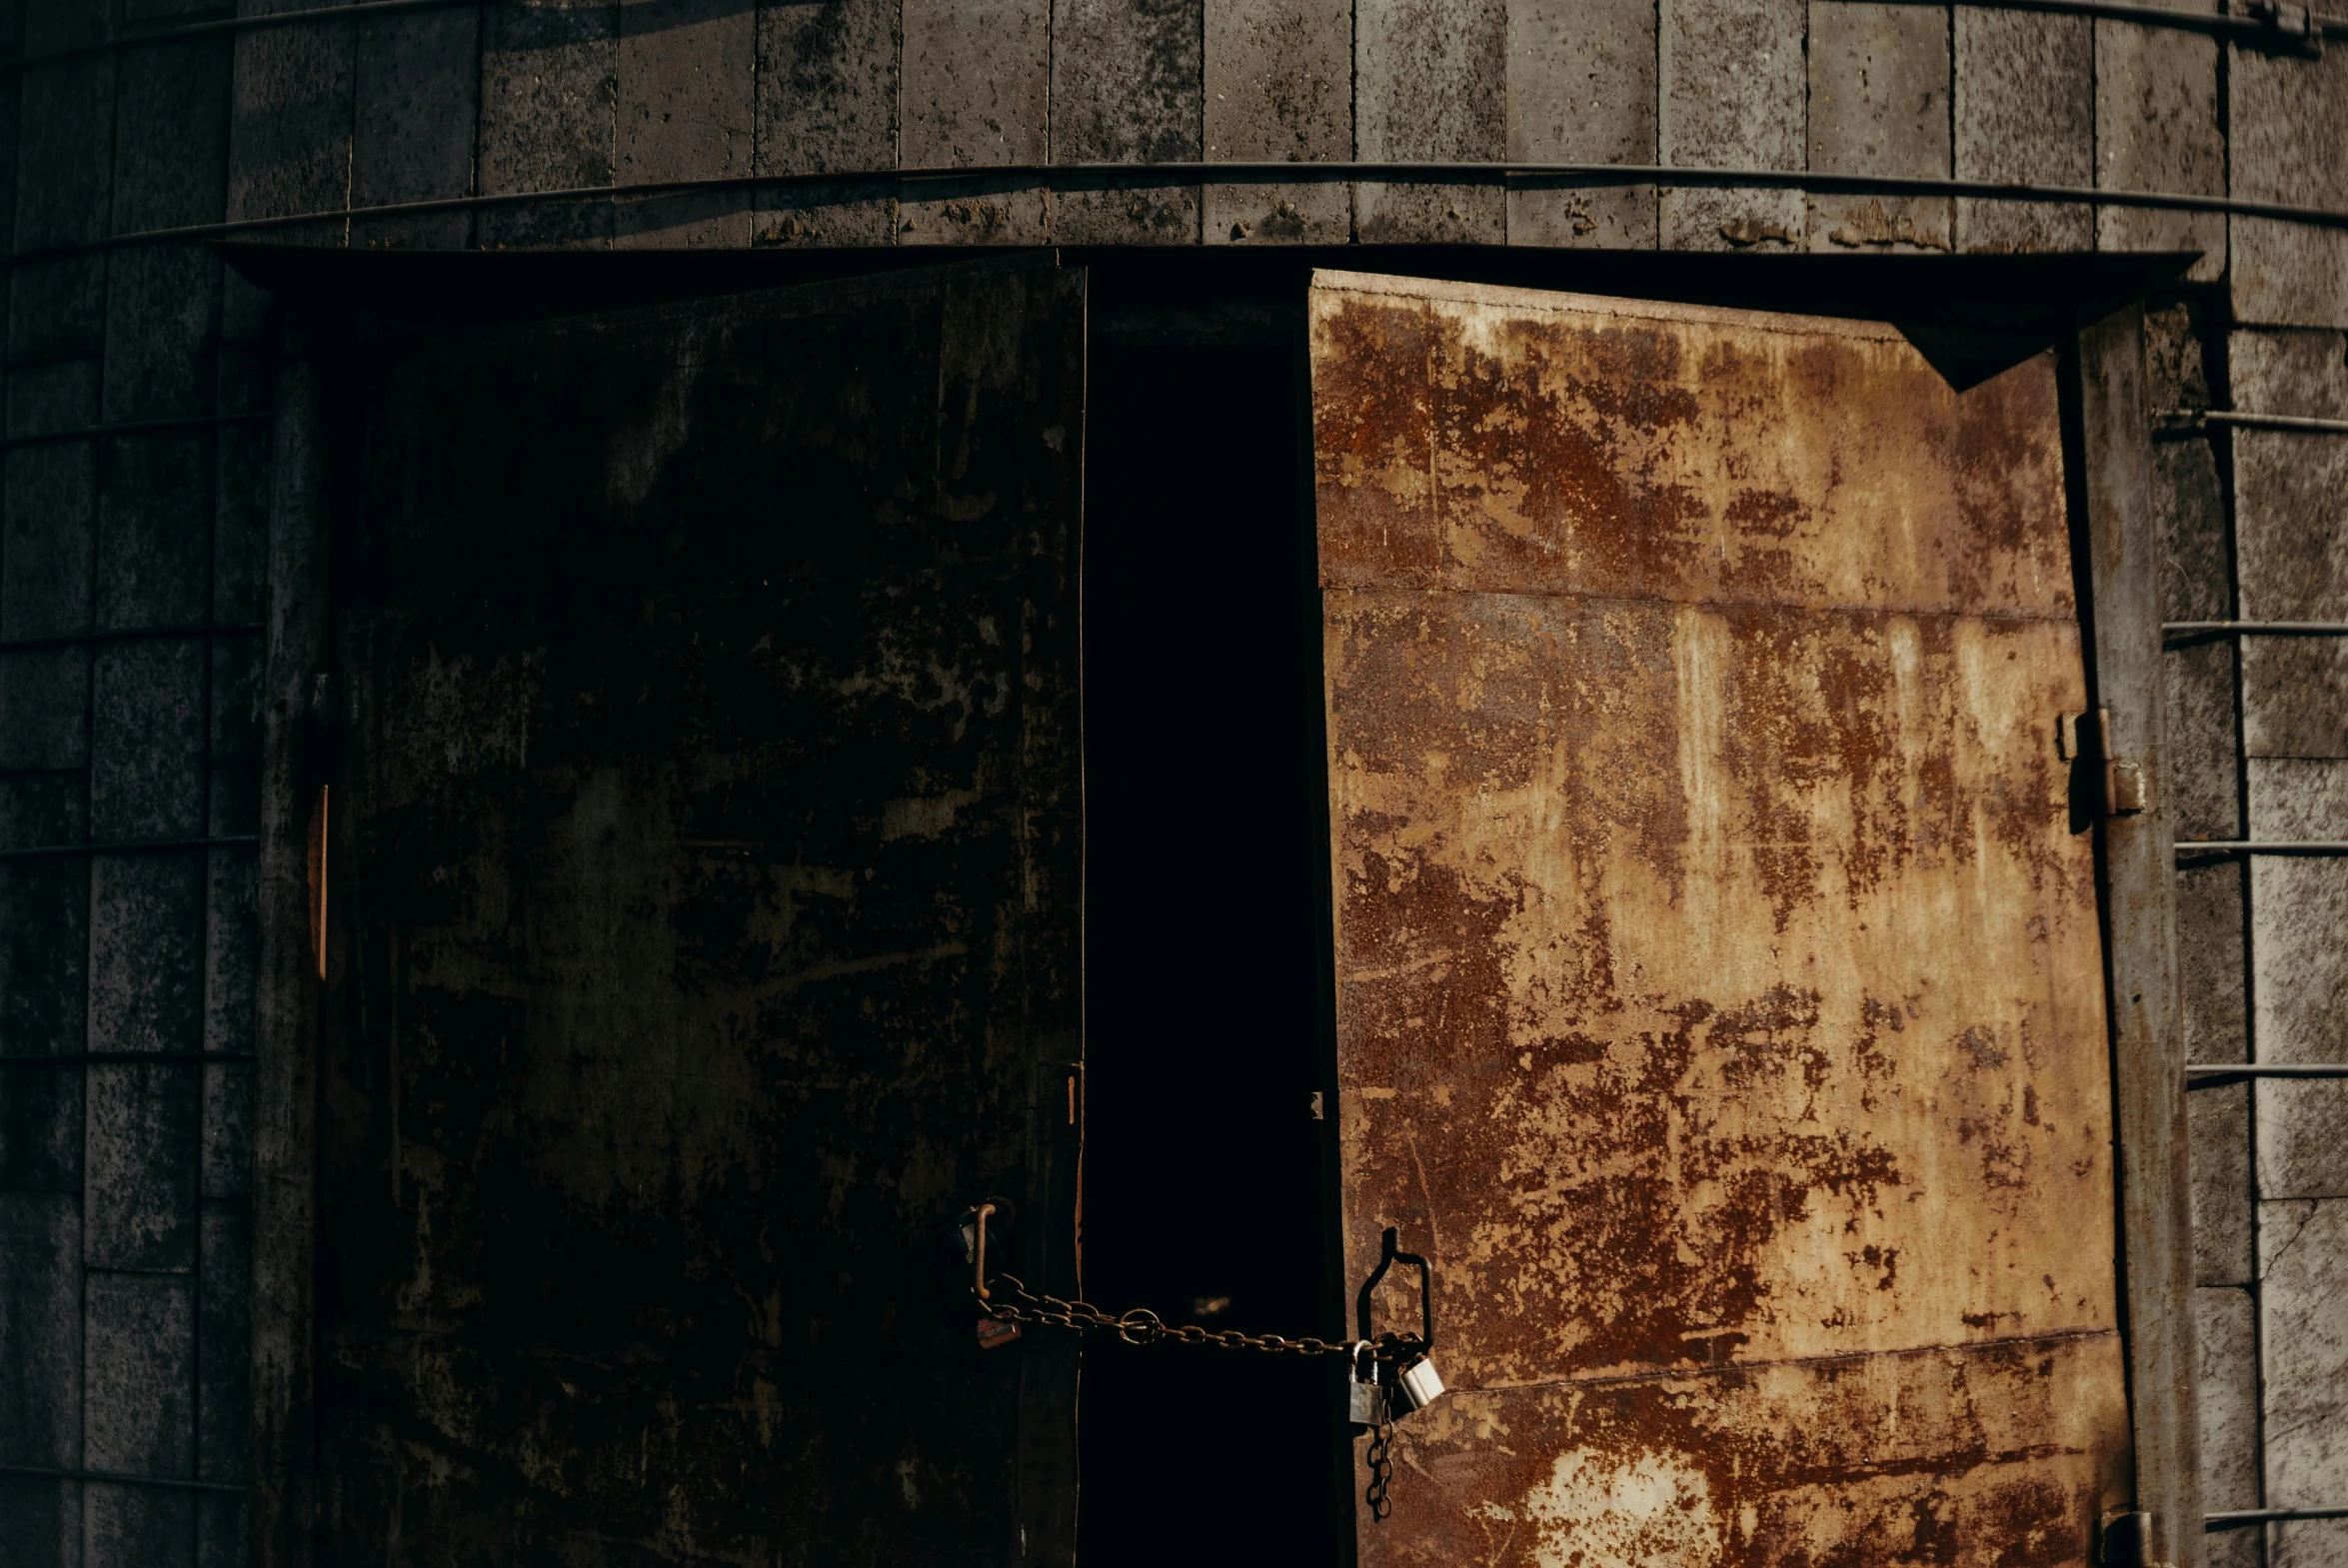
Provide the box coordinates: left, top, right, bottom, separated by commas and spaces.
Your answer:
1312, 272, 2132, 1565
312, 255, 1085, 1566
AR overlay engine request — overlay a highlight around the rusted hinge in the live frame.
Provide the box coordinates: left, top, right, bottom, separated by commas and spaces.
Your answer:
2099, 1509, 2170, 1568
2059, 709, 2150, 817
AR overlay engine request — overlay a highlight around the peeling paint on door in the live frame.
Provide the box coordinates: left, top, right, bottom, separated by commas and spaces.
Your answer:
1311, 272, 2130, 1565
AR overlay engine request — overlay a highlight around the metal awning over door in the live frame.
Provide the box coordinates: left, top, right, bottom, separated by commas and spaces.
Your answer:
1311, 273, 2132, 1564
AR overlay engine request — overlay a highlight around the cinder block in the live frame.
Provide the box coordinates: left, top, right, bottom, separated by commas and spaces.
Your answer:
88, 852, 204, 1059
126, 0, 219, 25
0, 775, 86, 854
89, 639, 204, 840
104, 38, 229, 418
751, 0, 898, 246
2179, 859, 2247, 1065
2095, 20, 2224, 278
2232, 330, 2348, 760
0, 859, 89, 1059
0, 1189, 82, 1464
2193, 1083, 2253, 1285
2155, 313, 2239, 833
0, 649, 91, 773
2274, 1519, 2348, 1568
2230, 47, 2348, 329
195, 1494, 245, 1568
1352, 0, 1492, 241
0, 77, 15, 270
2245, 637, 2348, 762
2263, 1200, 2348, 1534
352, 6, 481, 249
2260, 1074, 2348, 1200
1658, 0, 1804, 250
1954, 8, 2092, 252
196, 1201, 248, 1480
24, 0, 113, 55
100, 249, 219, 428
2207, 1523, 2260, 1568
208, 631, 261, 773
2199, 1285, 2261, 1510
7, 358, 101, 439
82, 1061, 197, 1272
0, 1475, 80, 1568
228, 11, 357, 243
2169, 643, 2243, 842
1051, 0, 1200, 245
2248, 760, 2348, 1062
615, 0, 756, 248
217, 267, 273, 351
0, 1058, 83, 1195
1502, 0, 1654, 249
212, 424, 269, 626
1200, 0, 1350, 244
2, 445, 97, 642
96, 434, 211, 632
13, 23, 107, 374
206, 768, 258, 840
82, 1270, 194, 1474
204, 848, 257, 1062
8, 258, 105, 368
477, 0, 617, 248
83, 1482, 192, 1568
2148, 303, 2224, 612
11, 55, 112, 362
1804, 2, 1950, 254
199, 1062, 248, 1201
899, 0, 1049, 245
213, 340, 270, 420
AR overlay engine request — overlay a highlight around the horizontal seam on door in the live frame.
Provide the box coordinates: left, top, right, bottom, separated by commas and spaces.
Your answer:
1462, 1324, 2121, 1396
1319, 582, 2085, 630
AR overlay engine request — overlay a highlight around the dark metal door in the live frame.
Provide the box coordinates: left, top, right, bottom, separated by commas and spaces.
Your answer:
314, 256, 1085, 1565
1310, 272, 2132, 1565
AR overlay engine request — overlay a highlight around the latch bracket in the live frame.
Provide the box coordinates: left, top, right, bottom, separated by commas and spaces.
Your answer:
2059, 709, 2150, 818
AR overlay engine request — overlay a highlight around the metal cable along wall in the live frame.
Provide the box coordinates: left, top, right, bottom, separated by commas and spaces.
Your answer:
2, 0, 2340, 74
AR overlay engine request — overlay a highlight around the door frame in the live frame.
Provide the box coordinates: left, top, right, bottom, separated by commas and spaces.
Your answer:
242, 254, 2201, 1568
2070, 304, 2203, 1568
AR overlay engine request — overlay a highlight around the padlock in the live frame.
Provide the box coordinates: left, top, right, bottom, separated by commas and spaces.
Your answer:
1390, 1353, 1444, 1416
1347, 1341, 1388, 1427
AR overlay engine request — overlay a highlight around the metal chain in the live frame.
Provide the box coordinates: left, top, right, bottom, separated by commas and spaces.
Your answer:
979, 1269, 1420, 1523
980, 1271, 1406, 1357
1364, 1421, 1396, 1520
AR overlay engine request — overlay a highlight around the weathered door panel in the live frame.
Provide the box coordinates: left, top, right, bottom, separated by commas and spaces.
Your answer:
1312, 273, 2130, 1565
318, 257, 1084, 1566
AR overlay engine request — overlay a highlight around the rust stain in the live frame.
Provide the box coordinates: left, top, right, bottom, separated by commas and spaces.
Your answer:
1312, 274, 2077, 621
1311, 273, 2126, 1565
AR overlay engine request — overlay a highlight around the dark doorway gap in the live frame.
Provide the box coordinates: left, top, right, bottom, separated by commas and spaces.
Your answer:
1078, 323, 1347, 1565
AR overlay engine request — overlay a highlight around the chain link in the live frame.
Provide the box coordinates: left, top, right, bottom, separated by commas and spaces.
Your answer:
1363, 1421, 1396, 1520
981, 1272, 1400, 1357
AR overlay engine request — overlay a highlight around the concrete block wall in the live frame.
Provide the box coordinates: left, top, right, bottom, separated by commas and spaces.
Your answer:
0, 2, 2340, 1565
1, 0, 266, 1557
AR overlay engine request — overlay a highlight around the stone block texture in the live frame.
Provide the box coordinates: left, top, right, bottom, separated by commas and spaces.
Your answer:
2, 1, 2344, 1564
5, 0, 260, 1551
